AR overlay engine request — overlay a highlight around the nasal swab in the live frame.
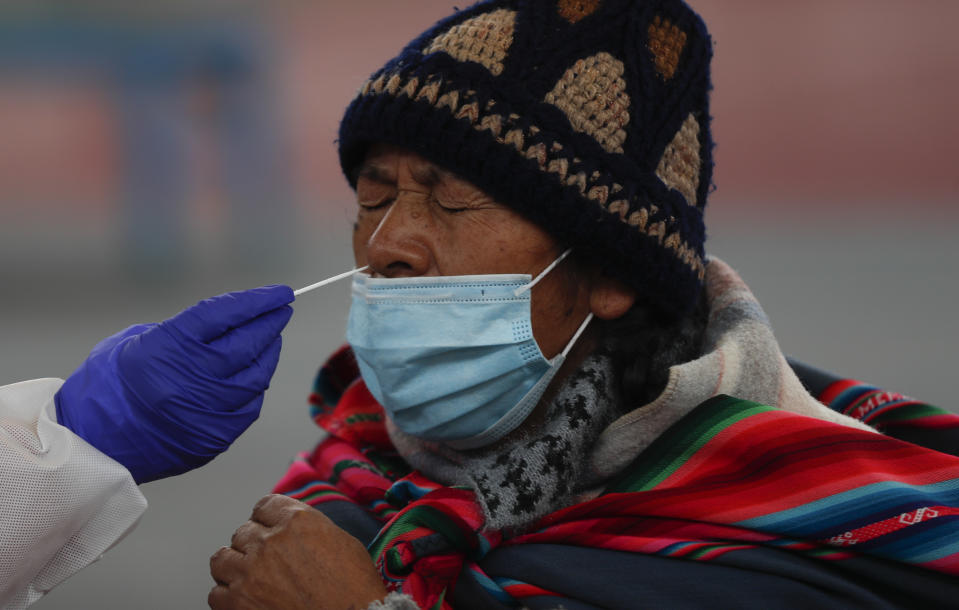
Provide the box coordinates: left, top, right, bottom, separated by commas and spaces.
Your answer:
293, 266, 369, 297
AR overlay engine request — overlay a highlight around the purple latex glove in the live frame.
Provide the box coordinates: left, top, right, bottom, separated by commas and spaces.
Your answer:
55, 285, 294, 483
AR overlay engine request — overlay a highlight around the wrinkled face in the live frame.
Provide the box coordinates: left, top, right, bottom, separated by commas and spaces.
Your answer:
351, 143, 592, 359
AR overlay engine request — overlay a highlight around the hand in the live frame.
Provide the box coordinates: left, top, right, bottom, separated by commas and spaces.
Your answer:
55, 285, 294, 483
209, 494, 387, 610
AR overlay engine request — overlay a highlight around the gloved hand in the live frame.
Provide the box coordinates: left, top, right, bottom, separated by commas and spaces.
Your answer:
55, 285, 295, 484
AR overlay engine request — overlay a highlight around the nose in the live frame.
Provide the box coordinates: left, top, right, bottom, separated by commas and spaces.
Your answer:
364, 193, 434, 278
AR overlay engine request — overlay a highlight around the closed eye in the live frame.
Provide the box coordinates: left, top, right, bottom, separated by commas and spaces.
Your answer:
358, 198, 394, 211
436, 200, 470, 214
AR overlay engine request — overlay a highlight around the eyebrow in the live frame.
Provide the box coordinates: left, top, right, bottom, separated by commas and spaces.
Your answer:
412, 164, 443, 187
356, 158, 447, 187
356, 164, 394, 184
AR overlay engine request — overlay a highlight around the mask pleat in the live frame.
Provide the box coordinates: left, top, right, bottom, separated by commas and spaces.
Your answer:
345, 251, 586, 446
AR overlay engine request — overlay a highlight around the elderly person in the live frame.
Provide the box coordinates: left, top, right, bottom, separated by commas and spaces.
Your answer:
209, 1, 959, 608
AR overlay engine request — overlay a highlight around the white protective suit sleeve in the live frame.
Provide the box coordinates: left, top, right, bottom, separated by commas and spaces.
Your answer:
0, 378, 147, 609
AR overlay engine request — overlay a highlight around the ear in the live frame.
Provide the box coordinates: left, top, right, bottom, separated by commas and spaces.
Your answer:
588, 276, 636, 320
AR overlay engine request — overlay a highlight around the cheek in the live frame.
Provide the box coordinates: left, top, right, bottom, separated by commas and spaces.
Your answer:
529, 273, 588, 358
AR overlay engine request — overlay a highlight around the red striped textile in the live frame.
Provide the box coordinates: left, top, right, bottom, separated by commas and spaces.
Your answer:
275, 363, 959, 608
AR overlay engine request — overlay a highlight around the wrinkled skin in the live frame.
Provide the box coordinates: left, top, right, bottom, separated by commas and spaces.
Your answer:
208, 494, 387, 609
352, 143, 633, 358
210, 144, 637, 608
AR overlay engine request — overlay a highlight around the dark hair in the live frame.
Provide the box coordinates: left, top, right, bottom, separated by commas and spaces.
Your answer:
562, 255, 709, 409
596, 289, 709, 409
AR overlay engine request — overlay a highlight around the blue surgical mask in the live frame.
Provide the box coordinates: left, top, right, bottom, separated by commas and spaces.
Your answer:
346, 251, 592, 449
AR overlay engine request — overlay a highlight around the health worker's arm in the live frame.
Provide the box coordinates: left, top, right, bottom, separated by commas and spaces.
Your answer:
55, 285, 295, 484
0, 378, 146, 610
0, 284, 294, 608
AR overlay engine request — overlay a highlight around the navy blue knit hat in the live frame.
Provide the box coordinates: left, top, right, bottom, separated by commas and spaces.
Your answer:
339, 0, 713, 316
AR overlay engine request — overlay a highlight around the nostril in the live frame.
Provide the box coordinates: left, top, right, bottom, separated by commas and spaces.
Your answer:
384, 261, 416, 277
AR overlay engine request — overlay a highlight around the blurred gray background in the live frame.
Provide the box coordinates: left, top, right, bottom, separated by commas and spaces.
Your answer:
0, 1, 955, 608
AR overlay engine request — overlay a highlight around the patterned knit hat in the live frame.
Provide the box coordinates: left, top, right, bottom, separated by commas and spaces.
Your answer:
339, 0, 713, 316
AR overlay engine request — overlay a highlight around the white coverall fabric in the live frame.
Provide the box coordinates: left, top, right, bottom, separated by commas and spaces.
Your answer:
0, 378, 147, 609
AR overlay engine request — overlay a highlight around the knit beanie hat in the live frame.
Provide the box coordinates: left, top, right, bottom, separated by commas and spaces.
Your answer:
338, 0, 713, 316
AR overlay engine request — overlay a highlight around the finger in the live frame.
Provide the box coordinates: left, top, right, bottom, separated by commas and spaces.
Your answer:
173, 285, 295, 343
251, 493, 306, 527
249, 493, 278, 519
88, 323, 157, 358
208, 584, 253, 610
208, 305, 292, 376
218, 394, 264, 423
227, 336, 282, 392
230, 520, 269, 552
208, 584, 231, 610
209, 545, 247, 585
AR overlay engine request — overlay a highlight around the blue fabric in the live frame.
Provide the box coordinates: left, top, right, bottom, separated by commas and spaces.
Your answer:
314, 498, 959, 610
466, 543, 958, 609
56, 284, 293, 483
346, 272, 565, 447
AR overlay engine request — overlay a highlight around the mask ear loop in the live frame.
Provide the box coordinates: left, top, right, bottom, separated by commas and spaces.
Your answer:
513, 249, 572, 297
561, 311, 593, 358
510, 248, 592, 357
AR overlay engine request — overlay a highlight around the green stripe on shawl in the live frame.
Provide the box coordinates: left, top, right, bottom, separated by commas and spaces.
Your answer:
370, 505, 473, 571
869, 402, 952, 425
607, 395, 775, 493
330, 459, 382, 483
